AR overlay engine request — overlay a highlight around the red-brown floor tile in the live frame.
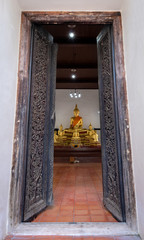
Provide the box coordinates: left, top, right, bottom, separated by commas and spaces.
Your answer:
60, 206, 74, 210
75, 209, 89, 215
106, 216, 117, 222
74, 215, 91, 222
89, 209, 105, 215
53, 237, 73, 240
75, 205, 89, 210
12, 236, 33, 239
57, 216, 74, 222
88, 204, 102, 210
33, 237, 54, 240
73, 238, 94, 240
91, 215, 107, 222
93, 238, 114, 240
38, 216, 58, 222
59, 210, 73, 216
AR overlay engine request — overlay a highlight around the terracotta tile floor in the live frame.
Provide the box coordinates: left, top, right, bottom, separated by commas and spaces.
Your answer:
6, 164, 141, 240
33, 163, 117, 223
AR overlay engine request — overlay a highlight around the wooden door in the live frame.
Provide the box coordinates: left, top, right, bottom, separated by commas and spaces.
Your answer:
97, 25, 125, 222
23, 25, 58, 221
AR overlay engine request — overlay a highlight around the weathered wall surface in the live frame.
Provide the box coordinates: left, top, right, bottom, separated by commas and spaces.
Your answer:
121, 0, 144, 238
0, 0, 21, 239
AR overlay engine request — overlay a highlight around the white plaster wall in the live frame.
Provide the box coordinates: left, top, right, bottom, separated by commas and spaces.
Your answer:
121, 0, 144, 238
55, 89, 100, 129
18, 0, 123, 11
0, 0, 21, 239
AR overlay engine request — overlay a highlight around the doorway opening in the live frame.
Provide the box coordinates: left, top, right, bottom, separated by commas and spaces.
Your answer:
10, 12, 136, 236
22, 23, 124, 224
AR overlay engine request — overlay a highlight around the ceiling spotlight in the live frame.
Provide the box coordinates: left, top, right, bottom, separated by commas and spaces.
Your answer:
71, 74, 76, 79
67, 24, 76, 29
71, 69, 77, 73
69, 32, 75, 39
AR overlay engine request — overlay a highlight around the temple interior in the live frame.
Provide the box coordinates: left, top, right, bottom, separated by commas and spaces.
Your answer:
33, 23, 117, 223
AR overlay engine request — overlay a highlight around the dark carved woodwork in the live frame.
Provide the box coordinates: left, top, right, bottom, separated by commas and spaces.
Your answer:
97, 25, 125, 222
113, 17, 136, 227
23, 25, 57, 221
24, 11, 120, 24
47, 44, 58, 204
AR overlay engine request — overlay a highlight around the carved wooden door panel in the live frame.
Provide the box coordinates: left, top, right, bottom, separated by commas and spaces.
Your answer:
23, 25, 58, 221
97, 25, 125, 222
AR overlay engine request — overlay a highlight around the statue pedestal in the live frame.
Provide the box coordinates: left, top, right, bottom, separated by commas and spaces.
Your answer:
54, 145, 101, 163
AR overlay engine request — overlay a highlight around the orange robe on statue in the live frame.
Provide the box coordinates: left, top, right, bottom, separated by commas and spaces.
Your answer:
71, 116, 82, 128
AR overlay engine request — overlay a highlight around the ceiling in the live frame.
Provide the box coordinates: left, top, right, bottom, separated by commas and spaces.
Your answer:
43, 24, 103, 89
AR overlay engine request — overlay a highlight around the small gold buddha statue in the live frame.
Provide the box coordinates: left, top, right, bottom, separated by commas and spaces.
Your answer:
54, 131, 61, 145
88, 123, 94, 136
87, 123, 99, 144
70, 104, 83, 129
71, 129, 82, 147
92, 131, 99, 143
58, 124, 64, 137
54, 131, 58, 143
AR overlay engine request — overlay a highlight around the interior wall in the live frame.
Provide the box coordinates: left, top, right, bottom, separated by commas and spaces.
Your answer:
18, 0, 123, 11
55, 89, 100, 129
0, 0, 21, 239
121, 0, 144, 238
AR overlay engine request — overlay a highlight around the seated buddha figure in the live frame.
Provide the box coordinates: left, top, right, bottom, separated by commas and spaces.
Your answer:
58, 124, 64, 137
70, 104, 83, 129
54, 131, 59, 143
87, 123, 99, 144
71, 129, 82, 147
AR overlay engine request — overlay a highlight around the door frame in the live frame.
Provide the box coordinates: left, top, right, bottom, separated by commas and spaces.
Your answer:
9, 11, 137, 236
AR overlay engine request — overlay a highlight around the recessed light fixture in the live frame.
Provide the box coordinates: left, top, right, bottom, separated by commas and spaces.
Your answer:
69, 89, 82, 99
69, 31, 75, 39
71, 74, 76, 79
71, 68, 76, 73
67, 24, 76, 29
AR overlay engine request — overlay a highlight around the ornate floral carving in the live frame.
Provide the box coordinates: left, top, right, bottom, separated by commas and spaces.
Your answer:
24, 26, 54, 220
98, 28, 124, 221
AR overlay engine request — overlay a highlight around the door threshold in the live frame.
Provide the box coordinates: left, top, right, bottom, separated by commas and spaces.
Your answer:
11, 222, 137, 236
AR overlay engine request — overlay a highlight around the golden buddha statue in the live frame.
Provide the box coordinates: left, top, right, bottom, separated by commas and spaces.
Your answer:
70, 104, 83, 129
88, 123, 94, 136
87, 123, 100, 145
57, 124, 67, 145
54, 131, 59, 143
71, 129, 82, 147
58, 124, 64, 137
54, 105, 101, 148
